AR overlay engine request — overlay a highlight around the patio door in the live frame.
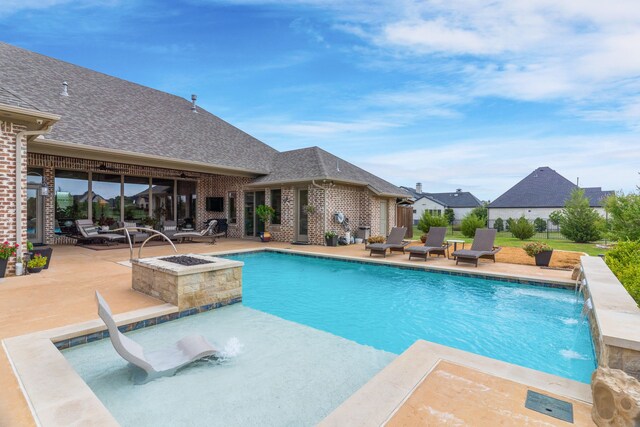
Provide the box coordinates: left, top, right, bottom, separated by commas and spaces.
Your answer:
296, 188, 309, 242
244, 191, 265, 237
27, 184, 43, 244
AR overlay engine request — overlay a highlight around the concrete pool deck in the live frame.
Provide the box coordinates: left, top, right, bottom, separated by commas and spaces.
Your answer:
0, 239, 579, 426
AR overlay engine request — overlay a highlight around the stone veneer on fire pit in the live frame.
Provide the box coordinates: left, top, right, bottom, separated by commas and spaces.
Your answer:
132, 254, 243, 311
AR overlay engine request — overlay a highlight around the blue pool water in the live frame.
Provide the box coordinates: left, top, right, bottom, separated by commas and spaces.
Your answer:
229, 252, 596, 383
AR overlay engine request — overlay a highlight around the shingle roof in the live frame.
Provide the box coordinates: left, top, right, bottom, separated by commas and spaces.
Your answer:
399, 186, 482, 208
251, 147, 409, 197
0, 42, 278, 173
489, 167, 613, 208
0, 87, 40, 110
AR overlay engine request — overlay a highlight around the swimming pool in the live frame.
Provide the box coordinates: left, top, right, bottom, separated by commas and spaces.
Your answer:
229, 251, 595, 383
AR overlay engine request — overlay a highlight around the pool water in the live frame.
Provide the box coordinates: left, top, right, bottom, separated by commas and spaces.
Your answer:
229, 252, 596, 383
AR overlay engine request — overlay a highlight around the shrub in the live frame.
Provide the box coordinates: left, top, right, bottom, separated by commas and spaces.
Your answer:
604, 192, 640, 241
367, 235, 385, 244
324, 231, 337, 239
493, 217, 504, 232
27, 254, 47, 269
505, 218, 515, 231
0, 241, 19, 260
460, 214, 485, 238
533, 217, 547, 232
444, 208, 455, 225
417, 211, 448, 234
470, 205, 488, 226
523, 242, 552, 257
510, 216, 535, 240
560, 189, 603, 243
605, 240, 640, 305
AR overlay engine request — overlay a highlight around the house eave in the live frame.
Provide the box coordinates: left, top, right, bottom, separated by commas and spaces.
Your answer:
246, 177, 407, 198
28, 138, 265, 177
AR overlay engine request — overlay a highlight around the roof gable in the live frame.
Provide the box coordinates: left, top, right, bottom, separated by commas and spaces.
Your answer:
489, 167, 612, 208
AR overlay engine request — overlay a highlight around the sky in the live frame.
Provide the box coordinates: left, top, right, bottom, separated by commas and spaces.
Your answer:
2, 0, 640, 201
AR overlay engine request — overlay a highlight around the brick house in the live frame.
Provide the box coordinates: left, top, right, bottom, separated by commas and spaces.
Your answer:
0, 43, 407, 273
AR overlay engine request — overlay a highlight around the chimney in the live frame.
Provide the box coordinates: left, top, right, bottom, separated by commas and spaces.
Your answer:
191, 94, 197, 112
416, 182, 422, 194
60, 81, 69, 97
456, 188, 462, 192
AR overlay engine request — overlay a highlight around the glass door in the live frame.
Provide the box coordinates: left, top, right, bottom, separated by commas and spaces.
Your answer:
296, 189, 309, 242
27, 185, 43, 244
244, 191, 265, 237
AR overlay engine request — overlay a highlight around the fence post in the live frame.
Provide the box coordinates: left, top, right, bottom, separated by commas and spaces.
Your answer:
547, 219, 549, 239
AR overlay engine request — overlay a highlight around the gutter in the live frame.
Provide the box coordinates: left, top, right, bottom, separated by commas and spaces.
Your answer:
16, 125, 54, 250
311, 180, 327, 239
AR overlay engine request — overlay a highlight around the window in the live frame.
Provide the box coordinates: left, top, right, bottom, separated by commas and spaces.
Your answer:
55, 170, 89, 234
124, 176, 150, 221
92, 173, 121, 222
177, 181, 197, 228
428, 209, 442, 216
228, 192, 237, 224
152, 179, 175, 223
270, 189, 281, 225
27, 167, 43, 185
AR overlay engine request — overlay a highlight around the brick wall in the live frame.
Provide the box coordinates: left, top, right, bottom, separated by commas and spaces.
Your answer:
0, 121, 27, 275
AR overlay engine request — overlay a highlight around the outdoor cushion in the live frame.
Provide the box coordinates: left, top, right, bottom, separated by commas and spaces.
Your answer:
85, 226, 99, 236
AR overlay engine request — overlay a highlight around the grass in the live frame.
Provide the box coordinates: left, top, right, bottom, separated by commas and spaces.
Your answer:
411, 226, 610, 256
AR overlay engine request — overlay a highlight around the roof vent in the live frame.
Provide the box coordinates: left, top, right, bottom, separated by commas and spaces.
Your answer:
456, 188, 462, 192
336, 160, 340, 172
191, 94, 197, 112
60, 81, 69, 97
416, 183, 422, 194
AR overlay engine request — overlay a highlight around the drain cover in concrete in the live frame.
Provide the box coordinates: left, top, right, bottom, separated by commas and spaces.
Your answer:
525, 390, 573, 423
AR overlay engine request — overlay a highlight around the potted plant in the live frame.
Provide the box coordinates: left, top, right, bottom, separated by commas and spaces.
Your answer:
28, 240, 54, 270
142, 216, 158, 230
420, 234, 427, 243
0, 241, 19, 278
27, 253, 47, 274
15, 255, 24, 276
324, 231, 338, 247
523, 242, 554, 267
97, 216, 115, 231
255, 205, 276, 242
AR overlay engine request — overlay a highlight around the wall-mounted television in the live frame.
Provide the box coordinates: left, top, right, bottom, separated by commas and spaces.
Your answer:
206, 197, 224, 212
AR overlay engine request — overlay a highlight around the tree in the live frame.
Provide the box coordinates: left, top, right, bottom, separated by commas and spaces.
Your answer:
604, 192, 640, 241
417, 211, 448, 234
461, 214, 485, 238
470, 205, 488, 226
533, 217, 547, 233
559, 189, 603, 243
510, 216, 535, 240
505, 218, 515, 231
255, 205, 276, 231
493, 217, 504, 232
549, 210, 563, 226
444, 208, 455, 225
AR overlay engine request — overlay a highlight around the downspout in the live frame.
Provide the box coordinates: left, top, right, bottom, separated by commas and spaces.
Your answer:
16, 126, 54, 250
311, 180, 326, 240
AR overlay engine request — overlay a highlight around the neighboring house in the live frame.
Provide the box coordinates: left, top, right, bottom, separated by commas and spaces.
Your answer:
400, 184, 482, 224
487, 166, 613, 227
0, 42, 408, 265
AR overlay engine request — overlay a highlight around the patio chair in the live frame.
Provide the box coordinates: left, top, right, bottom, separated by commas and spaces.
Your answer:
161, 220, 179, 240
95, 291, 218, 384
406, 227, 449, 261
452, 228, 502, 267
173, 220, 225, 244
366, 227, 409, 257
75, 219, 125, 245
118, 221, 150, 244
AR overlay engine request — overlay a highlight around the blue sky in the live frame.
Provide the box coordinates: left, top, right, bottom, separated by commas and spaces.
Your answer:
2, 0, 639, 200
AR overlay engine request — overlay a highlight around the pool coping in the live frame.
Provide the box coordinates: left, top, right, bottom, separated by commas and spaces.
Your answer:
3, 247, 578, 426
319, 340, 593, 426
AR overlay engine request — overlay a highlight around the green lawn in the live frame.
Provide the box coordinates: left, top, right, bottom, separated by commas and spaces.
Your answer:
411, 226, 609, 256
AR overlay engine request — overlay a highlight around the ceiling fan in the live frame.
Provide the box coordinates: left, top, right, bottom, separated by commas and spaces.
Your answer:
176, 172, 198, 179
97, 163, 121, 172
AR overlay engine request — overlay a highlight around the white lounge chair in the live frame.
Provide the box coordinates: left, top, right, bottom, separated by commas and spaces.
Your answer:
173, 220, 224, 244
95, 291, 218, 384
75, 219, 126, 245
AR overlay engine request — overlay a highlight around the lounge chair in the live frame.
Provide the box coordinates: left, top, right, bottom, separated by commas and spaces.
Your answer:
118, 221, 150, 244
173, 220, 225, 244
366, 227, 409, 257
95, 291, 218, 384
406, 227, 449, 261
452, 228, 502, 267
161, 220, 179, 240
75, 219, 126, 245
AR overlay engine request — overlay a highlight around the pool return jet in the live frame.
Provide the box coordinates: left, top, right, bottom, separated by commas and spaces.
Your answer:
96, 291, 219, 384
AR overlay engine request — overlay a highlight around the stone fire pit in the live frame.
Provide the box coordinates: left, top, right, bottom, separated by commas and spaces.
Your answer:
131, 254, 243, 310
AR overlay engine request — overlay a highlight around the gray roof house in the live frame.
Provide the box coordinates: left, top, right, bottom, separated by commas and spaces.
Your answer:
487, 167, 613, 225
0, 42, 406, 250
400, 184, 482, 223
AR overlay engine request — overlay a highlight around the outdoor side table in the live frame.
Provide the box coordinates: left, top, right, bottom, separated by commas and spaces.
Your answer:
446, 239, 465, 259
